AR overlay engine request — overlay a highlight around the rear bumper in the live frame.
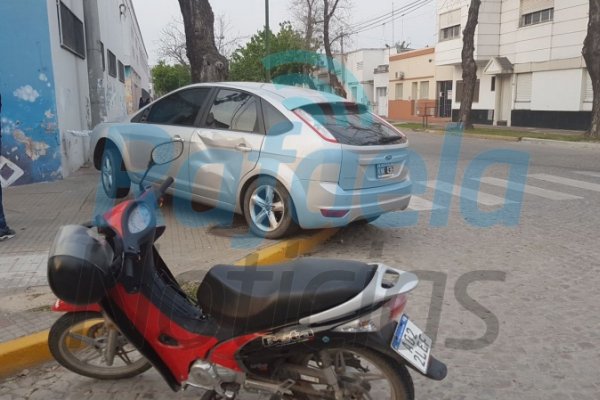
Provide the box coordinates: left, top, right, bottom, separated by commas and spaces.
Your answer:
292, 178, 412, 229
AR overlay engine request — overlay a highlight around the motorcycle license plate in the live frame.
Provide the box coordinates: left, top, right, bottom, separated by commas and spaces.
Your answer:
391, 315, 432, 374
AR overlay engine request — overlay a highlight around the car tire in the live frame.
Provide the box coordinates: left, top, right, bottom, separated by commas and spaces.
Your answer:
101, 146, 131, 199
351, 215, 380, 226
243, 177, 298, 239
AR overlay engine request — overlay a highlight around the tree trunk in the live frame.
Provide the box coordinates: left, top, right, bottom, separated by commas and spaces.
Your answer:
458, 0, 481, 130
178, 0, 228, 82
322, 0, 346, 97
583, 0, 600, 139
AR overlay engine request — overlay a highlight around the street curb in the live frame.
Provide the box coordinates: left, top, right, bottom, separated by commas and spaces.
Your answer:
0, 330, 51, 380
408, 128, 600, 145
234, 228, 339, 266
0, 229, 338, 379
520, 137, 600, 148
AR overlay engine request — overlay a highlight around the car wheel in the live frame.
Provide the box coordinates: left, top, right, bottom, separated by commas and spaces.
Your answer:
243, 177, 298, 239
351, 215, 380, 226
101, 146, 131, 199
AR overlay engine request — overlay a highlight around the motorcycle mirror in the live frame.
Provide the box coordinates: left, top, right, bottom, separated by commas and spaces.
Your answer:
151, 140, 184, 166
139, 140, 184, 191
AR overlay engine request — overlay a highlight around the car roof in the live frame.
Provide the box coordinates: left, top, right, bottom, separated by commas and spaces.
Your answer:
181, 82, 351, 110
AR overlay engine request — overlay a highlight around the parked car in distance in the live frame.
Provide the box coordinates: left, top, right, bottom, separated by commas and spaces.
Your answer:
90, 82, 412, 238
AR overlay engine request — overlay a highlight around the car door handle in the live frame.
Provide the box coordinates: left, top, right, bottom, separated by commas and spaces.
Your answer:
236, 143, 252, 152
173, 135, 184, 142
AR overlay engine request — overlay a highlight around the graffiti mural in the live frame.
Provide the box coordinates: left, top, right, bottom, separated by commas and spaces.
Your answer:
0, 0, 62, 187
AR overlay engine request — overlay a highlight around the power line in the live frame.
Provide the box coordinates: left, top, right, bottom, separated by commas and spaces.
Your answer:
346, 0, 432, 33
350, 0, 433, 35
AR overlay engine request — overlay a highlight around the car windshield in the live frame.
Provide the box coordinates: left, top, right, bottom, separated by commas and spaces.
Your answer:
298, 102, 404, 146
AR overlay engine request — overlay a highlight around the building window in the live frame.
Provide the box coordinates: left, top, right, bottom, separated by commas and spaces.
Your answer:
439, 8, 461, 42
521, 8, 554, 27
107, 50, 117, 78
455, 80, 480, 103
516, 73, 533, 102
491, 76, 496, 92
58, 1, 85, 59
99, 41, 105, 71
440, 25, 461, 41
118, 61, 125, 83
356, 61, 364, 70
395, 83, 404, 100
419, 81, 429, 99
584, 71, 593, 103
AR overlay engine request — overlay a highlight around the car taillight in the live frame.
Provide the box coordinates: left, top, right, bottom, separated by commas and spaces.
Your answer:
293, 109, 338, 143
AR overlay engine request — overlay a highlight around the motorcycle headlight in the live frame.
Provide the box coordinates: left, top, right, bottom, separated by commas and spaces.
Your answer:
127, 203, 152, 234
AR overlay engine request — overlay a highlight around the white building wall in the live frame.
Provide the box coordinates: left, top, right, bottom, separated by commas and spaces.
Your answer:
46, 0, 91, 177
344, 49, 387, 106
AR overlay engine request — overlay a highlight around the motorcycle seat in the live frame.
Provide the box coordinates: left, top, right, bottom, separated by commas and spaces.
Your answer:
196, 258, 376, 332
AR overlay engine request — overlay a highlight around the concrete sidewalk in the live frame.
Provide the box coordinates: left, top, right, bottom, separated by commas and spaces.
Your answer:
0, 168, 265, 344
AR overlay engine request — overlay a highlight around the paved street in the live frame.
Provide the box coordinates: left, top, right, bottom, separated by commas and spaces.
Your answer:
2, 131, 600, 399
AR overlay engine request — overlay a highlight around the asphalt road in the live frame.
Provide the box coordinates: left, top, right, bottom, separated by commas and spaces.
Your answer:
2, 131, 600, 400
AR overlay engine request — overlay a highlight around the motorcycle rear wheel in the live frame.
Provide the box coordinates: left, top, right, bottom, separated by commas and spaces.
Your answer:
48, 311, 151, 380
271, 346, 414, 400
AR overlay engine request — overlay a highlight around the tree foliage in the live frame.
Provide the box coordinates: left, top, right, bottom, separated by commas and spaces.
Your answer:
229, 23, 313, 82
151, 61, 191, 97
583, 0, 600, 139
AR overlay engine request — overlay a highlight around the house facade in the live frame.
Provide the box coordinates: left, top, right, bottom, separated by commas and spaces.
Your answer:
387, 47, 454, 123
343, 48, 388, 108
0, 0, 149, 187
436, 0, 591, 129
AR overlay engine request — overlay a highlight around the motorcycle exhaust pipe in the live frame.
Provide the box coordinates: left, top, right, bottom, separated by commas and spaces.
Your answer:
244, 378, 294, 396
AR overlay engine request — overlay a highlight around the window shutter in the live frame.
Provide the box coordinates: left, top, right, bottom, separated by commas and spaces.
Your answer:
585, 71, 593, 103
439, 9, 461, 29
520, 0, 554, 15
516, 73, 533, 102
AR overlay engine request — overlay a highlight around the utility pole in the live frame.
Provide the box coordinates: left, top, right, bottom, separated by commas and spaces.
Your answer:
265, 0, 271, 82
392, 2, 395, 47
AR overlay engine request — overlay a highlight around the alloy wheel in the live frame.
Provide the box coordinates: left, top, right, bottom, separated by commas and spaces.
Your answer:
249, 184, 285, 233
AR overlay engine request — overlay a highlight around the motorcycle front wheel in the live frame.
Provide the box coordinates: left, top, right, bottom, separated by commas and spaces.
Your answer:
271, 346, 415, 400
48, 311, 151, 380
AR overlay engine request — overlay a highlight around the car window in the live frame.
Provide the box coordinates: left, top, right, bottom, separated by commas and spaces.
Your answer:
144, 88, 210, 126
262, 100, 293, 135
205, 89, 260, 133
299, 102, 404, 146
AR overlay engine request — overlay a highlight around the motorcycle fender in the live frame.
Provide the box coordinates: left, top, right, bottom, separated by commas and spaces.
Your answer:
51, 299, 102, 313
363, 322, 447, 381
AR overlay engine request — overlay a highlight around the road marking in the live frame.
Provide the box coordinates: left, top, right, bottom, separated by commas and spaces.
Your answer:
408, 196, 440, 211
425, 181, 511, 206
529, 174, 600, 193
478, 177, 583, 201
574, 171, 600, 179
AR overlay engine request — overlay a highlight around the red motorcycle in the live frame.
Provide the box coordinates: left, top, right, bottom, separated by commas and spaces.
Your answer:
47, 141, 446, 399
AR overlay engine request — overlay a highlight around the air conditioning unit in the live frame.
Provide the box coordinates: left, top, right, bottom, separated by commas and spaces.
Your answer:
395, 72, 405, 80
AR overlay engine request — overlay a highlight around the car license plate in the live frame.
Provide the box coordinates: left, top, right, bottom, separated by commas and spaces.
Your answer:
391, 315, 432, 374
376, 163, 395, 178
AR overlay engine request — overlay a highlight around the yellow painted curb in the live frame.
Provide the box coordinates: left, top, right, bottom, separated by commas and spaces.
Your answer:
235, 228, 339, 266
0, 228, 338, 379
0, 330, 52, 379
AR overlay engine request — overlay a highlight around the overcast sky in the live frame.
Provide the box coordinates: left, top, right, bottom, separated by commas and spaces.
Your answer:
131, 0, 436, 66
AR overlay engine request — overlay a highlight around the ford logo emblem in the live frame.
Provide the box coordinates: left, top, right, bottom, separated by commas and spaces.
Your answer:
385, 155, 392, 161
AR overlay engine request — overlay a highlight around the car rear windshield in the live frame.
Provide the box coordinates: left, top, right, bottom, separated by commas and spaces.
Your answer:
298, 102, 404, 146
